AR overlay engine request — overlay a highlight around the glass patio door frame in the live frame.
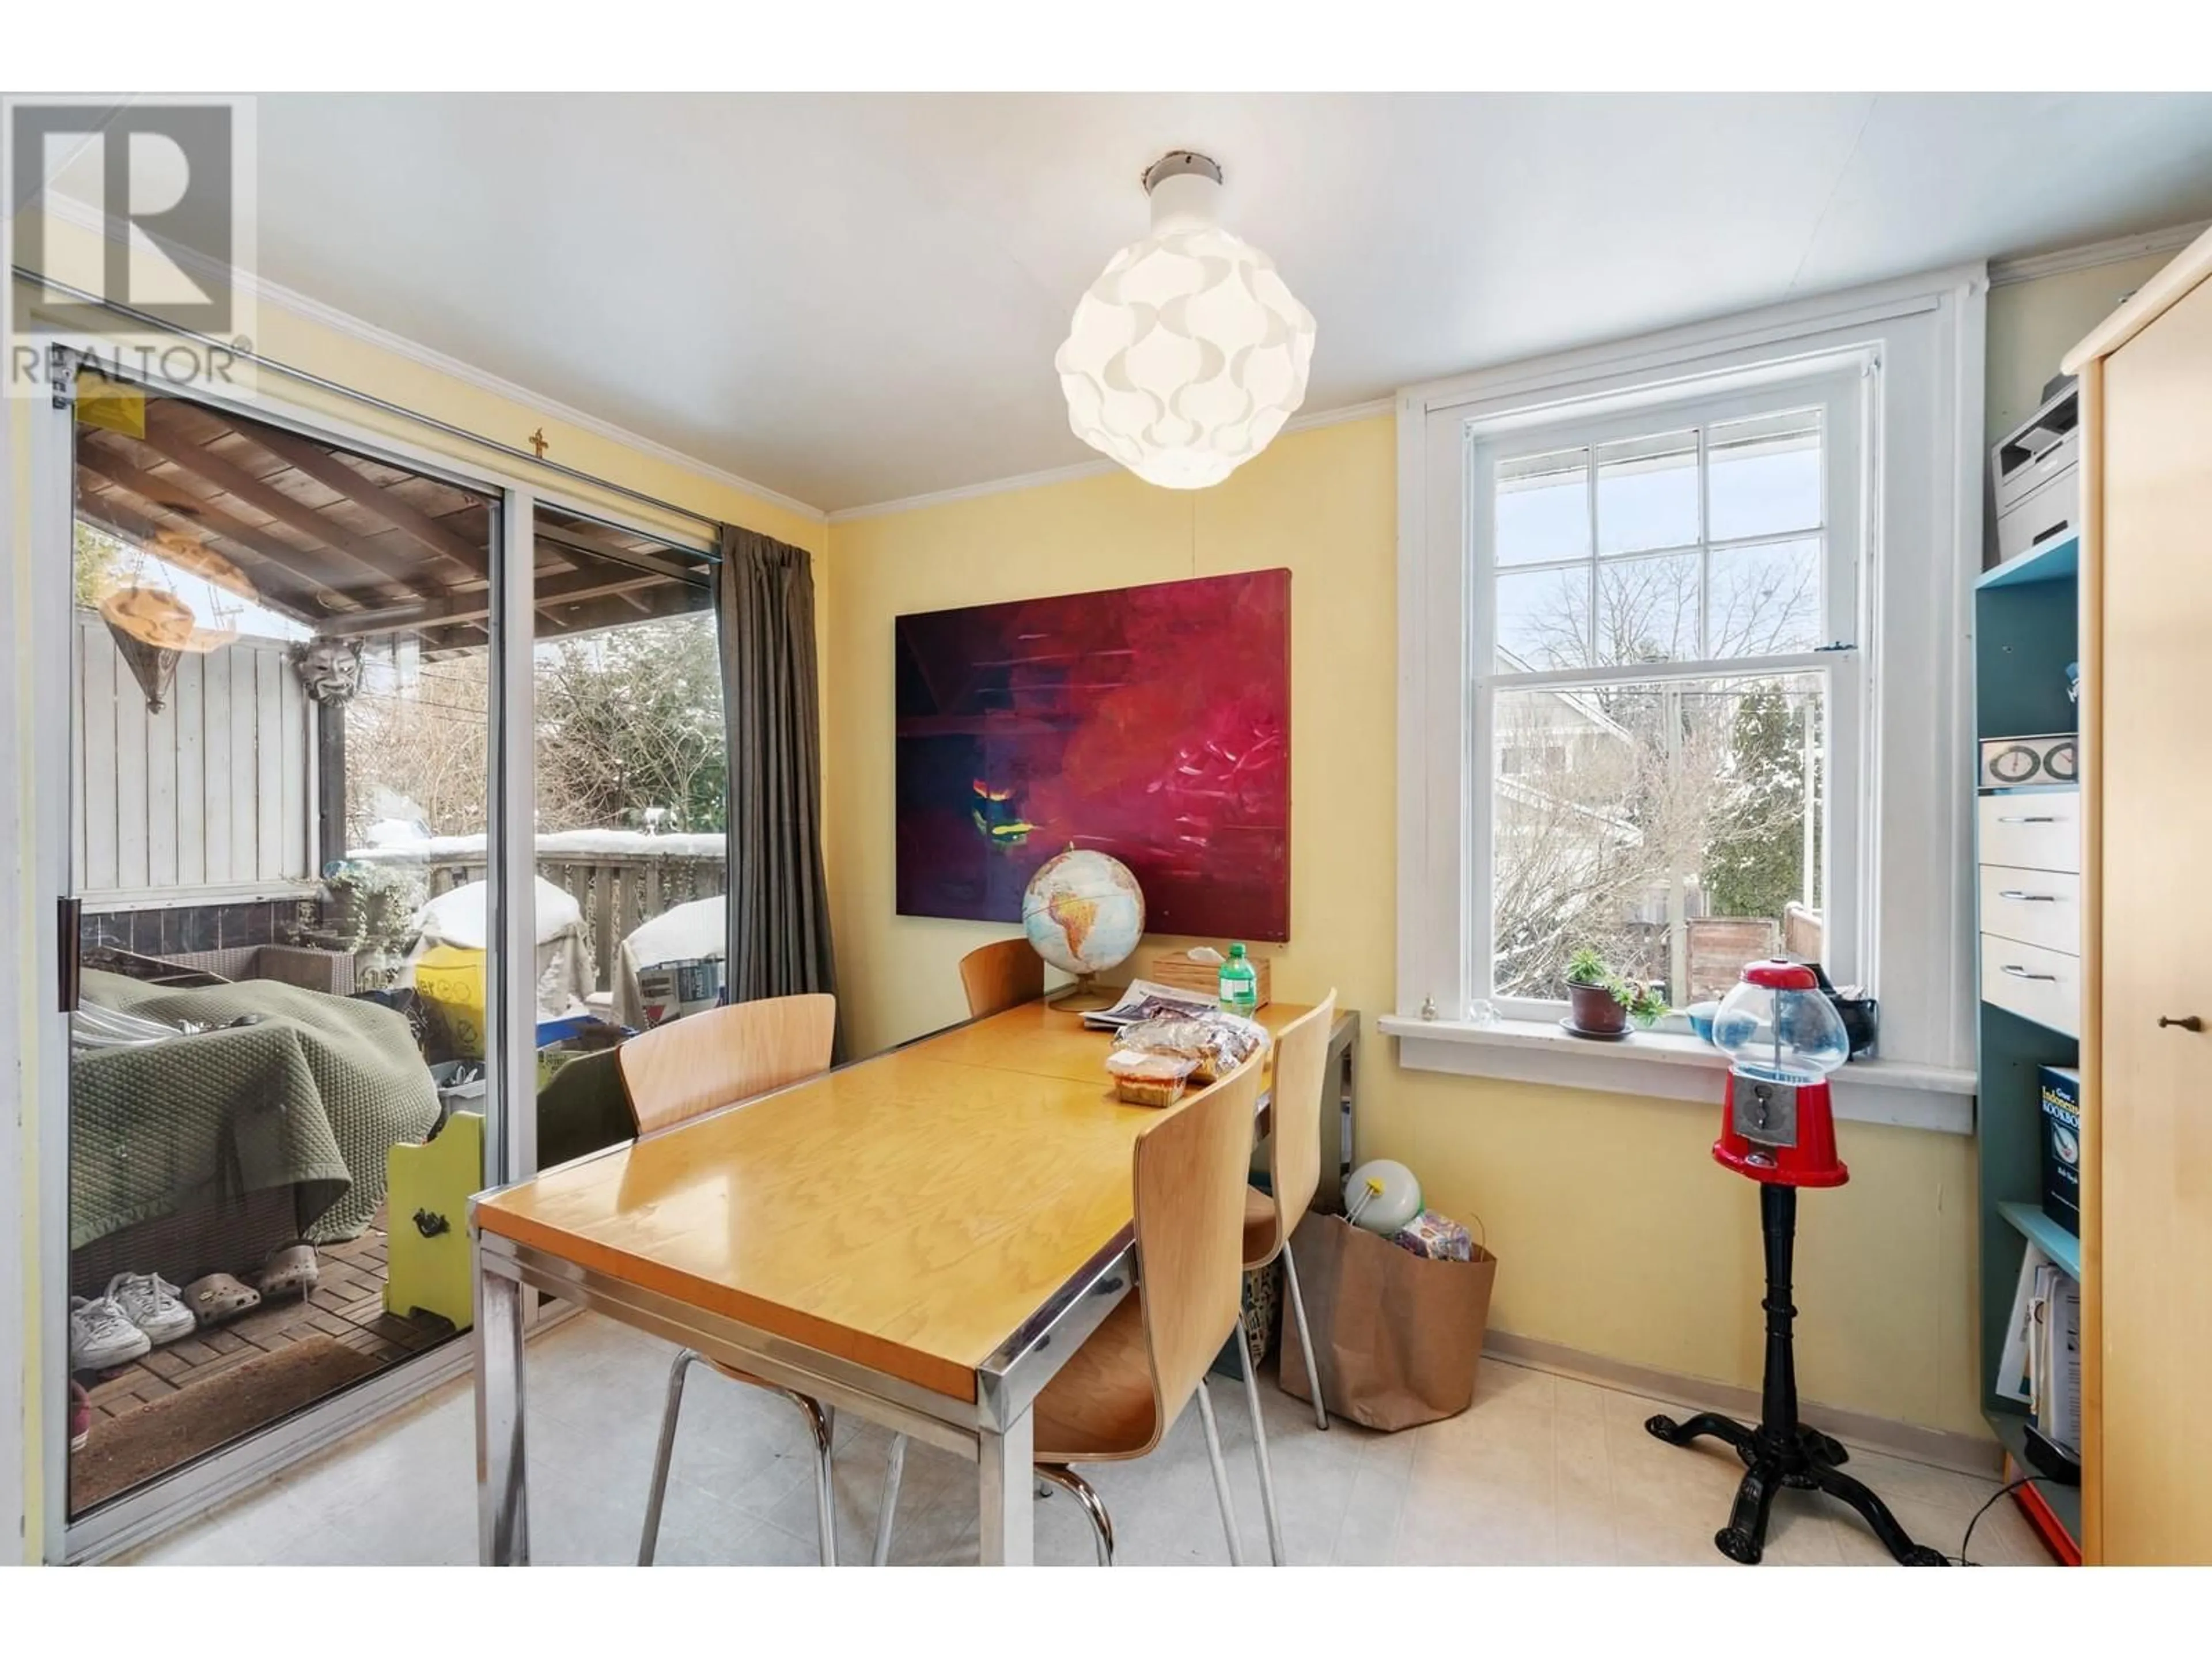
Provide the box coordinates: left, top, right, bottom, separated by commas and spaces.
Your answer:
26, 349, 569, 1563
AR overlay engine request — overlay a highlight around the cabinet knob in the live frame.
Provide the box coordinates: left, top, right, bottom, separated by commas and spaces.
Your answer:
2158, 1015, 2203, 1032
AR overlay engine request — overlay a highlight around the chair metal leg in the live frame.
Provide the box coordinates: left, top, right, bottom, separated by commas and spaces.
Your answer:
1036, 1464, 1115, 1565
1194, 1379, 1245, 1566
872, 1434, 907, 1566
785, 1391, 838, 1565
1236, 1325, 1286, 1565
1281, 1245, 1328, 1430
638, 1349, 702, 1565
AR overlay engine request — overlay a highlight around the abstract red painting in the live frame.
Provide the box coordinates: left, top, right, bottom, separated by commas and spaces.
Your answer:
895, 569, 1290, 941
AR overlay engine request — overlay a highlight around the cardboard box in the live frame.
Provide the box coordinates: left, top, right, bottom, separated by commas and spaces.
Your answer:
2039, 1065, 2081, 1237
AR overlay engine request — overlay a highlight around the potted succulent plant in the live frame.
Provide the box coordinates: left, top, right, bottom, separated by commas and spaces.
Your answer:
1564, 946, 1628, 1036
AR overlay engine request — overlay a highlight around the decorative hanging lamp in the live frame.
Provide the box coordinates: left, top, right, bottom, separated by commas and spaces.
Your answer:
99, 524, 244, 711
1055, 151, 1317, 491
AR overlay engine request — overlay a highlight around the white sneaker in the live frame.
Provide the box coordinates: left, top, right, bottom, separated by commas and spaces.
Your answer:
70, 1294, 151, 1370
107, 1272, 196, 1346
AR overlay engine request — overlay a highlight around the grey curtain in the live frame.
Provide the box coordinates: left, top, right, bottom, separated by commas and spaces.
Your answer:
716, 525, 840, 1043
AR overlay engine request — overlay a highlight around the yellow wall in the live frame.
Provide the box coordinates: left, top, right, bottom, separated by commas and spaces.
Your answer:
3, 271, 828, 1562
824, 260, 2153, 1442
824, 417, 1987, 1438
1987, 253, 2173, 444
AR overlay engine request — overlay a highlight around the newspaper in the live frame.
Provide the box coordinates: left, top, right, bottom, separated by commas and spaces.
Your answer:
1081, 978, 1219, 1031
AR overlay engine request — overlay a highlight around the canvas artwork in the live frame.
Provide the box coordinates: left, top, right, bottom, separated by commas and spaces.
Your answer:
894, 568, 1291, 941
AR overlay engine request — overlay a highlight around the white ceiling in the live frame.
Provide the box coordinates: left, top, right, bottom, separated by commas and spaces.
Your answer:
245, 92, 2212, 514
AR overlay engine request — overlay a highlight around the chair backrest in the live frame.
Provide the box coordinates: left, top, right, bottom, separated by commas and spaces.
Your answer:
1131, 1057, 1267, 1444
616, 994, 837, 1137
959, 938, 1043, 1020
1255, 993, 1338, 1265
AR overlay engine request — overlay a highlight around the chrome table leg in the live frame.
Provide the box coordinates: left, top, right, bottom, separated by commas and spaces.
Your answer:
473, 1260, 529, 1565
978, 1406, 1035, 1566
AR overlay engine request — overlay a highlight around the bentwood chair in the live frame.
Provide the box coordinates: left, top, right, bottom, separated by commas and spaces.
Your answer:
874, 1056, 1274, 1566
1238, 991, 1337, 1564
959, 937, 1044, 1018
617, 994, 841, 1565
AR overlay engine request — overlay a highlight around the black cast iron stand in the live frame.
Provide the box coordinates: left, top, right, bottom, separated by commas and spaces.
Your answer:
1645, 1183, 1948, 1565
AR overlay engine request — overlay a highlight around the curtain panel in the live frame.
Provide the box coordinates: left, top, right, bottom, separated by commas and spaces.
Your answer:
715, 526, 840, 1046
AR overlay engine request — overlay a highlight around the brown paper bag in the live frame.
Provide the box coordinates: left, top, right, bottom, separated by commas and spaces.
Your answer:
1278, 1211, 1498, 1431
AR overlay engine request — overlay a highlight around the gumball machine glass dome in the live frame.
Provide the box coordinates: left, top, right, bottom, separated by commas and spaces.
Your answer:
1710, 960, 1849, 1084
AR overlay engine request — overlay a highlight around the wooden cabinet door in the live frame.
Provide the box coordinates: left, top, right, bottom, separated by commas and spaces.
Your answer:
2099, 274, 2212, 1563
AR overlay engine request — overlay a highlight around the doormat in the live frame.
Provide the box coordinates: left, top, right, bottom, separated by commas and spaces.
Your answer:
71, 1335, 384, 1513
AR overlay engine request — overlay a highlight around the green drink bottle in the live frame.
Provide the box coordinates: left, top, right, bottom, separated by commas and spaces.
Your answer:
1218, 942, 1258, 1016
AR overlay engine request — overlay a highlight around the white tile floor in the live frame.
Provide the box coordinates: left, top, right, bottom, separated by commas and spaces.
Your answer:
110, 1311, 2056, 1567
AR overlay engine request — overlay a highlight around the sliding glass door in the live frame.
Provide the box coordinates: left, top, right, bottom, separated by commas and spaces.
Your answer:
59, 365, 510, 1527
44, 361, 726, 1555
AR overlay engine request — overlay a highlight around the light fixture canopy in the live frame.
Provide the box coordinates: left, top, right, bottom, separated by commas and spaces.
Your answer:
1055, 150, 1316, 491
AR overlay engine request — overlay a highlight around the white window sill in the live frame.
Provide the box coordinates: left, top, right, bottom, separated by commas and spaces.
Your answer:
1376, 1013, 1975, 1136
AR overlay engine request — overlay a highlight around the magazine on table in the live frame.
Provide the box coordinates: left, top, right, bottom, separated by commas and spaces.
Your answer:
1081, 978, 1219, 1031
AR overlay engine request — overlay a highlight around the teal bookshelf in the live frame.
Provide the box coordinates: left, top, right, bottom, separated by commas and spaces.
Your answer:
1972, 527, 2081, 1558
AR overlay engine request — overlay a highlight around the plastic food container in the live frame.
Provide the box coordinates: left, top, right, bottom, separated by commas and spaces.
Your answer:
1105, 1049, 1199, 1108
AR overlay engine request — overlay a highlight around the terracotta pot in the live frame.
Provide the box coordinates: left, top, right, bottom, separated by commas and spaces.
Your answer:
1566, 980, 1628, 1035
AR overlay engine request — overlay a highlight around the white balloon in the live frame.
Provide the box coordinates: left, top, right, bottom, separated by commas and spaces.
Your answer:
1345, 1159, 1423, 1235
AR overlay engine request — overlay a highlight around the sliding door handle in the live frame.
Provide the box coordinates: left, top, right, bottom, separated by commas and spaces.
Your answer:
58, 896, 81, 1013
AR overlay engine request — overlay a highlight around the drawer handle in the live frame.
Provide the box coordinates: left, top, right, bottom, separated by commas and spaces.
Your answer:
2159, 1015, 2203, 1032
1996, 815, 2062, 824
2000, 964, 2059, 982
1996, 890, 2061, 902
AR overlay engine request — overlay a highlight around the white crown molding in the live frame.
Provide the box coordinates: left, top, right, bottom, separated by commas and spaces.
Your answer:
825, 396, 1396, 524
1988, 220, 2211, 288
18, 191, 828, 525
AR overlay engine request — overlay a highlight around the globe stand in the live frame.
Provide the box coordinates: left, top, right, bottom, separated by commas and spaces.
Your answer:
1048, 972, 1118, 1013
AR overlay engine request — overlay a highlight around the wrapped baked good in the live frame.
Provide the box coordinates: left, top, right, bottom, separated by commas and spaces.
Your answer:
1112, 1012, 1267, 1083
1105, 1048, 1198, 1108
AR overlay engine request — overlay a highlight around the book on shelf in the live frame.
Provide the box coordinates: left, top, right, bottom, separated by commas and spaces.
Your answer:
2033, 1263, 2082, 1455
1998, 1241, 2080, 1453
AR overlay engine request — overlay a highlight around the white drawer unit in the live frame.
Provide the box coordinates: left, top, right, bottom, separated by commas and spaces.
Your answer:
1980, 933, 2082, 1038
1977, 789, 2081, 874
1978, 864, 2082, 956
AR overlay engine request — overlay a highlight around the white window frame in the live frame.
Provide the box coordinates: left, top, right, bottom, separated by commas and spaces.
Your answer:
1469, 369, 1866, 1022
1385, 267, 1988, 1135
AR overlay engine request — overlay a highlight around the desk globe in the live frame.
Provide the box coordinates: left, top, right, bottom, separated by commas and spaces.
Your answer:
1021, 848, 1145, 1011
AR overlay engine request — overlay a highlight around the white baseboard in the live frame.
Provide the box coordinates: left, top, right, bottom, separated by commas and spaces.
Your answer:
1484, 1329, 2001, 1478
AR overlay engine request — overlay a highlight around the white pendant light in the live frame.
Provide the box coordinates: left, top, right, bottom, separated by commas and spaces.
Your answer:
1056, 151, 1317, 491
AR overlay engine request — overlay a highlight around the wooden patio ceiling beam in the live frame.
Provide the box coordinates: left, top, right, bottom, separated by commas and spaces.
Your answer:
238, 425, 491, 579
127, 428, 450, 597
313, 562, 672, 638
73, 490, 338, 620
416, 578, 706, 656
532, 521, 705, 586
75, 449, 384, 603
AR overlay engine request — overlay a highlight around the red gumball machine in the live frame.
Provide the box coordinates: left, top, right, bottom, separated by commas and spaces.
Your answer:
1645, 960, 1948, 1566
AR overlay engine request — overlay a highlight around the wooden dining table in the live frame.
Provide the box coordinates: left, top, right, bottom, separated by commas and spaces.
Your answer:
469, 996, 1315, 1566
